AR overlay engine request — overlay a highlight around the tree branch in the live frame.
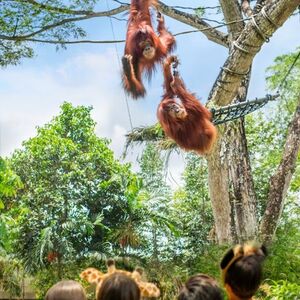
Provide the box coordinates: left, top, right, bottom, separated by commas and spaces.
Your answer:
158, 1, 229, 47
208, 0, 299, 107
170, 5, 221, 11
241, 0, 254, 17
0, 5, 129, 40
14, 38, 125, 44
259, 97, 300, 244
2, 1, 229, 47
0, 28, 226, 44
219, 0, 244, 37
18, 0, 94, 15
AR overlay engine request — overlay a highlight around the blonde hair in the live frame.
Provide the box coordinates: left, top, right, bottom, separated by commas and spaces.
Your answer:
45, 280, 87, 300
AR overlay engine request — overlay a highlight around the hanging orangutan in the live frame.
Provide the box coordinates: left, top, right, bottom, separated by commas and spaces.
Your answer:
122, 0, 176, 99
157, 56, 217, 155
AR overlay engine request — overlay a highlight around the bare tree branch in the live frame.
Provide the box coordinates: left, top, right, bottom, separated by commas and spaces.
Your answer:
15, 38, 125, 44
0, 26, 228, 44
158, 1, 229, 47
241, 0, 254, 17
208, 0, 299, 107
219, 0, 244, 37
260, 97, 300, 244
170, 5, 221, 11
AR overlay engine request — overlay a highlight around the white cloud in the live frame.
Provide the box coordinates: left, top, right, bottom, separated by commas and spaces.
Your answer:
0, 49, 155, 158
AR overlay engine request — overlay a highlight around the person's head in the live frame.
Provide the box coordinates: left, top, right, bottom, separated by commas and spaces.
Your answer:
97, 272, 140, 300
220, 242, 267, 300
178, 274, 223, 300
45, 280, 86, 300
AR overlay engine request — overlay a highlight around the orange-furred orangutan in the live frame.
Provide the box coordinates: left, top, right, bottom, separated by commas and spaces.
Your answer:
122, 0, 176, 99
157, 56, 217, 155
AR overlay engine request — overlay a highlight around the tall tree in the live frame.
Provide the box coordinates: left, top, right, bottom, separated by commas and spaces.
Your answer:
9, 102, 138, 273
0, 157, 22, 253
172, 153, 214, 259
137, 143, 172, 262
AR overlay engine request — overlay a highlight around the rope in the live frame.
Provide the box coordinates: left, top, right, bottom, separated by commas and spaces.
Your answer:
261, 6, 278, 29
105, 0, 133, 130
251, 15, 270, 42
221, 66, 249, 76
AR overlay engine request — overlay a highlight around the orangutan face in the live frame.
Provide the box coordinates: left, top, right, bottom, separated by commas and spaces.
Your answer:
139, 40, 156, 59
167, 102, 187, 119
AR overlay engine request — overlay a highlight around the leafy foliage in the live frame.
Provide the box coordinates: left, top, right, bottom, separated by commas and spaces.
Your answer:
0, 0, 94, 65
172, 153, 214, 260
0, 157, 23, 200
0, 158, 23, 253
9, 102, 137, 273
246, 48, 300, 218
263, 202, 300, 283
265, 280, 300, 300
0, 256, 23, 297
135, 143, 176, 261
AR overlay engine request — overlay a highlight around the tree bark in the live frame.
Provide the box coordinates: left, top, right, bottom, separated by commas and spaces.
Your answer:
225, 119, 257, 242
206, 1, 258, 244
207, 69, 257, 243
207, 133, 233, 243
260, 97, 300, 243
219, 0, 244, 37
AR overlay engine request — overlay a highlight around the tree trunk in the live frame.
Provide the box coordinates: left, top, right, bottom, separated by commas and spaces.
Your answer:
260, 98, 300, 243
207, 122, 258, 245
206, 0, 298, 244
207, 71, 257, 243
207, 133, 233, 243
226, 119, 257, 242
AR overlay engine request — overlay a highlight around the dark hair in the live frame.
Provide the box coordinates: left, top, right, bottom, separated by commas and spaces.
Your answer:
45, 280, 87, 300
178, 274, 223, 300
97, 272, 141, 300
225, 255, 265, 299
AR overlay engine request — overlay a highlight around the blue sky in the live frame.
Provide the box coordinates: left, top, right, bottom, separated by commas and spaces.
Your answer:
0, 1, 299, 185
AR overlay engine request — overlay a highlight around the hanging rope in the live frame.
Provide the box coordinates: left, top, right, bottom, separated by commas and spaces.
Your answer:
210, 94, 279, 125
105, 0, 134, 130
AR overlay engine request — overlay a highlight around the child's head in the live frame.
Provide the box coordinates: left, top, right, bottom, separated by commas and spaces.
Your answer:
97, 272, 140, 300
220, 242, 267, 300
45, 280, 86, 300
178, 274, 223, 300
